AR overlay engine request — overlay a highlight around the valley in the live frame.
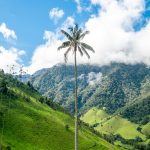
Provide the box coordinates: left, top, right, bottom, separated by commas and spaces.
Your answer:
28, 63, 150, 149
0, 70, 118, 150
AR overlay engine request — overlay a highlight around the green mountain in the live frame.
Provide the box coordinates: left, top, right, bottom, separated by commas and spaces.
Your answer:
29, 63, 150, 149
0, 70, 118, 150
30, 63, 150, 122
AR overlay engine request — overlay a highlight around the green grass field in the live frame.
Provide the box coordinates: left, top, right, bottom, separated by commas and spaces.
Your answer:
81, 107, 150, 149
80, 107, 109, 125
95, 115, 146, 140
0, 85, 118, 150
142, 122, 150, 136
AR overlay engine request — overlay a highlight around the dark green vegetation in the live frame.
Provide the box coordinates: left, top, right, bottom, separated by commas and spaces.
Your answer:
29, 63, 150, 149
30, 63, 150, 122
0, 70, 118, 150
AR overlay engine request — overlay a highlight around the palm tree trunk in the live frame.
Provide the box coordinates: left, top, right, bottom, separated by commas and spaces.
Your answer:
74, 46, 78, 150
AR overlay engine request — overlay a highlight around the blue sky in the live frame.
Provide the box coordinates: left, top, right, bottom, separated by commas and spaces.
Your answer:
0, 0, 150, 74
0, 0, 98, 65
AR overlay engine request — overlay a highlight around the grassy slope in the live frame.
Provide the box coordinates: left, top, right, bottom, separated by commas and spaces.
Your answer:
0, 87, 117, 150
80, 107, 109, 125
81, 108, 150, 140
96, 116, 145, 140
142, 121, 150, 136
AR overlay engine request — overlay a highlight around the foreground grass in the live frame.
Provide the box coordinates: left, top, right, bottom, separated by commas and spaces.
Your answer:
0, 91, 118, 150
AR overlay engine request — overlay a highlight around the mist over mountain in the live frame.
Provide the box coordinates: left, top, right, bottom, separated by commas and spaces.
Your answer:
29, 63, 150, 124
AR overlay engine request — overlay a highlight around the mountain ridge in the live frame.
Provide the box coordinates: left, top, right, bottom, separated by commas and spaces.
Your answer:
29, 63, 150, 123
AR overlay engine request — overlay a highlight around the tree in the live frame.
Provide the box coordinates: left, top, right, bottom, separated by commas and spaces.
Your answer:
58, 24, 95, 150
0, 79, 7, 94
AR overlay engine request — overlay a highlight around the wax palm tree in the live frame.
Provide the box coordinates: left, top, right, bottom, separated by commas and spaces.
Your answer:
58, 24, 95, 150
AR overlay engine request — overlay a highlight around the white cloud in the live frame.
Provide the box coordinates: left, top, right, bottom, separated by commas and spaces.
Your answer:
27, 16, 76, 74
87, 72, 102, 85
75, 0, 82, 13
61, 16, 75, 30
28, 0, 150, 74
0, 23, 17, 40
27, 27, 91, 74
83, 0, 150, 65
74, 0, 92, 13
49, 8, 64, 23
0, 46, 25, 73
27, 31, 64, 74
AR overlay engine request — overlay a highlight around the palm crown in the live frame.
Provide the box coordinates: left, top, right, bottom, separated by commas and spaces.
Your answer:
57, 24, 95, 62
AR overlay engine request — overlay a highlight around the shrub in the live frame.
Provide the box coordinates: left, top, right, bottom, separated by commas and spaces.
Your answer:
65, 124, 69, 131
137, 126, 142, 132
6, 146, 11, 150
23, 96, 31, 102
39, 97, 45, 103
0, 79, 7, 94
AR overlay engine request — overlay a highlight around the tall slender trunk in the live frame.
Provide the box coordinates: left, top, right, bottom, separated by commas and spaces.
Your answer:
74, 46, 78, 150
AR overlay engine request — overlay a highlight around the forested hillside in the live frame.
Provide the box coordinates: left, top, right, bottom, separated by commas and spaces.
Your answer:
0, 70, 117, 150
29, 63, 150, 123
28, 63, 150, 149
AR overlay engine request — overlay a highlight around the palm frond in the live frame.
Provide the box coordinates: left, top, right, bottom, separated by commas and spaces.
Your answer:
81, 42, 95, 53
68, 27, 73, 32
61, 30, 73, 41
57, 41, 70, 50
64, 47, 71, 63
68, 27, 74, 37
58, 23, 94, 63
57, 45, 64, 50
76, 28, 83, 40
79, 31, 89, 40
78, 46, 83, 56
74, 24, 79, 33
81, 46, 90, 59
73, 24, 80, 38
